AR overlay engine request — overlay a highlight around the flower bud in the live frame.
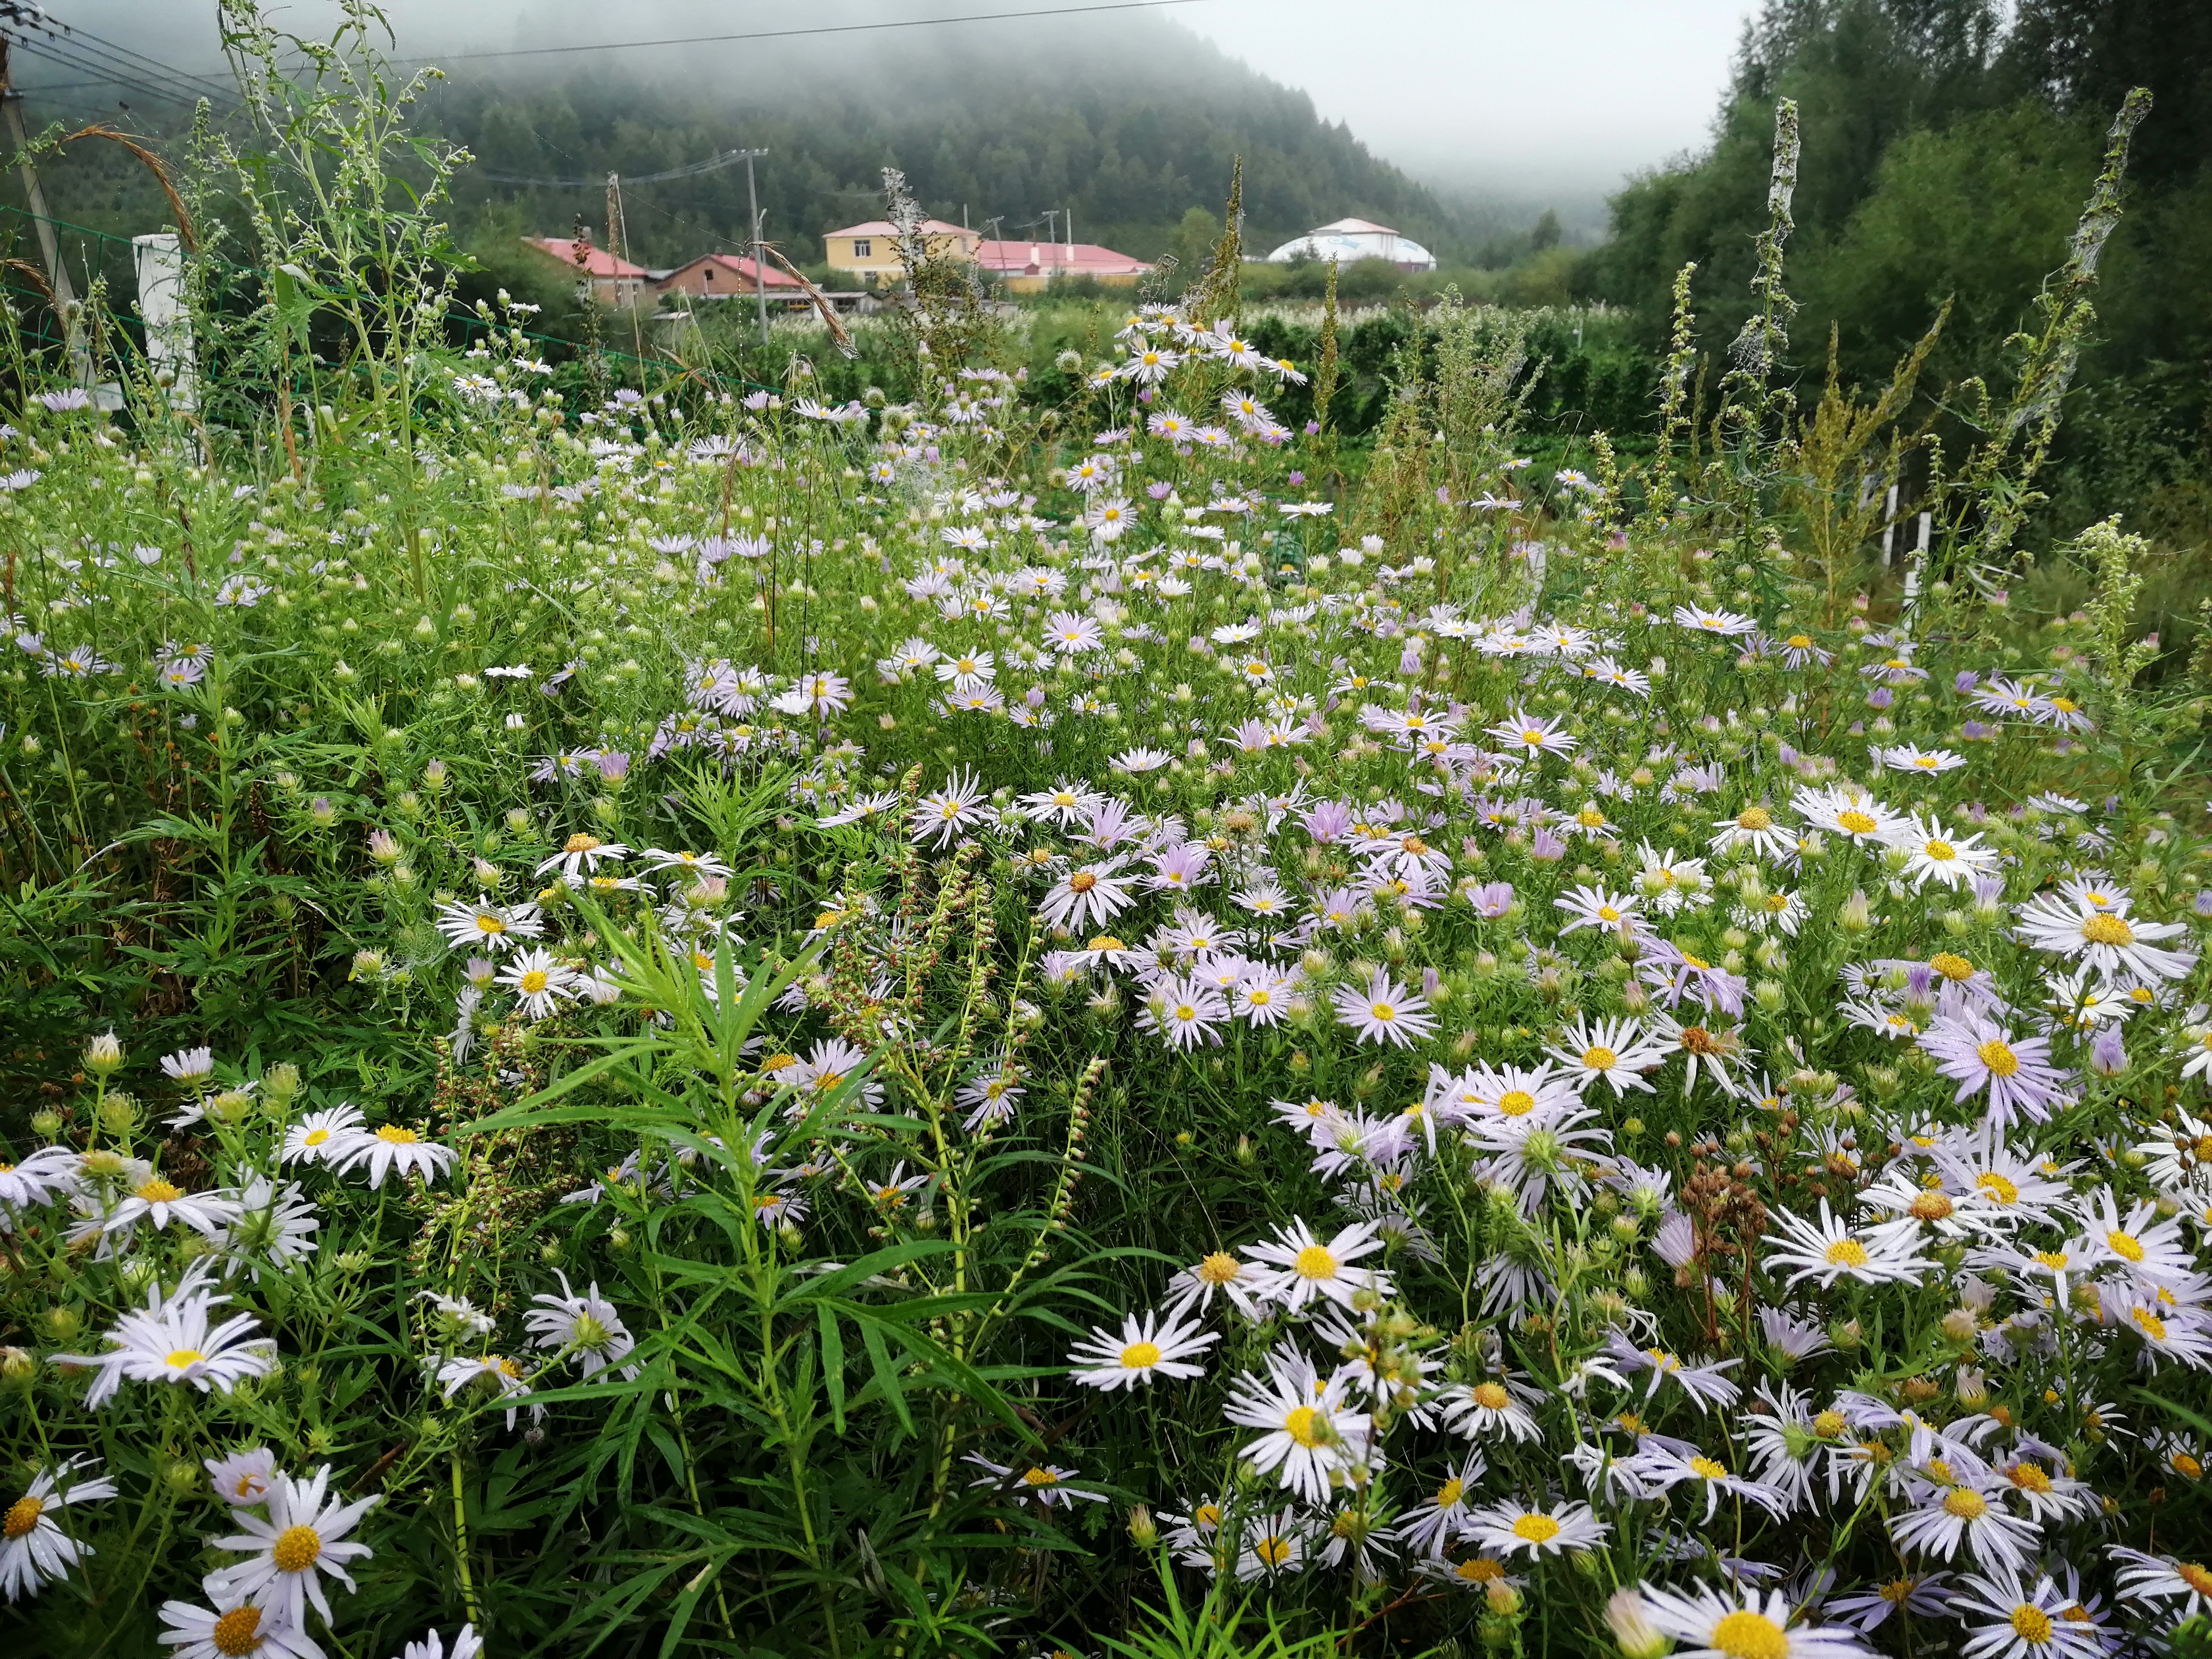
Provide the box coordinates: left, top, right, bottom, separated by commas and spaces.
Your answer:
1604, 1588, 1670, 1659
1837, 890, 1872, 934
84, 1031, 123, 1076
1127, 1504, 1159, 1548
95, 1093, 139, 1135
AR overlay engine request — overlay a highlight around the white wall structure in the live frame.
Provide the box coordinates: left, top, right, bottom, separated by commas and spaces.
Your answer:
1260, 217, 1437, 271
133, 232, 197, 413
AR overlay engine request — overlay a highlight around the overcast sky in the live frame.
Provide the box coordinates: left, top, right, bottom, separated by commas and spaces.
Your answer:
15, 0, 1757, 200
1177, 0, 1756, 196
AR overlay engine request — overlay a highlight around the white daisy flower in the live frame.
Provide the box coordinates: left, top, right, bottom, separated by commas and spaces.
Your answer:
1067, 1309, 1218, 1390
207, 1464, 379, 1630
0, 1457, 115, 1603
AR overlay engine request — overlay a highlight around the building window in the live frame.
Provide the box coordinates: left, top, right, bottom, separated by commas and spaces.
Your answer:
851, 239, 872, 259
703, 266, 715, 282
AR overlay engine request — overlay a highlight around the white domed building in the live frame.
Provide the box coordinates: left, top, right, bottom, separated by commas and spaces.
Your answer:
1261, 217, 1437, 271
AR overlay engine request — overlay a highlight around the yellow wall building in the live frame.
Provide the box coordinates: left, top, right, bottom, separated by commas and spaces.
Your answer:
822, 219, 980, 284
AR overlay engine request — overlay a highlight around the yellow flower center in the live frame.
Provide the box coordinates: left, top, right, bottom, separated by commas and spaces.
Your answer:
1976, 1040, 2020, 1077
1909, 1192, 1955, 1221
1825, 1238, 1870, 1268
165, 1349, 206, 1369
1068, 871, 1097, 892
1471, 1382, 1512, 1410
1293, 1244, 1339, 1280
1119, 1341, 1161, 1370
1511, 1513, 1560, 1545
1021, 1467, 1058, 1487
1457, 1556, 1505, 1582
1736, 808, 1772, 831
1497, 1090, 1535, 1117
136, 1178, 184, 1204
476, 914, 506, 933
2176, 1454, 2205, 1479
1284, 1406, 1327, 1448
2179, 1563, 2212, 1595
1690, 1456, 1729, 1479
1812, 1410, 1846, 1438
1582, 1046, 1617, 1071
1943, 1489, 1987, 1519
1837, 810, 1878, 835
2007, 1462, 2053, 1493
563, 833, 601, 854
2081, 913, 2133, 946
375, 1125, 419, 1144
1197, 1252, 1241, 1286
1709, 1610, 1788, 1659
2010, 1605, 2054, 1645
1975, 1172, 2019, 1204
1086, 937, 1126, 953
1255, 1535, 1293, 1567
520, 969, 550, 993
3, 1496, 41, 1539
1930, 952, 1974, 981
1369, 1001, 1396, 1022
272, 1524, 323, 1572
1924, 839, 1955, 859
212, 1606, 265, 1656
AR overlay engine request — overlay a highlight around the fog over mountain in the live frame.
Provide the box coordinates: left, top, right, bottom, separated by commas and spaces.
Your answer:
9, 0, 1752, 224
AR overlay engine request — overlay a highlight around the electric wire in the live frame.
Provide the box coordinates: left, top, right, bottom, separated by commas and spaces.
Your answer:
406, 0, 1210, 64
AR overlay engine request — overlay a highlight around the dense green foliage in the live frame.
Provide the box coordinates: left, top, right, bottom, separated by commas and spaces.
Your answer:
7, 12, 2212, 1658
1581, 0, 2212, 581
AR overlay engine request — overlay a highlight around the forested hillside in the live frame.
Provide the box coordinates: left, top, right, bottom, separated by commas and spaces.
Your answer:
422, 10, 1461, 269
1577, 0, 2212, 571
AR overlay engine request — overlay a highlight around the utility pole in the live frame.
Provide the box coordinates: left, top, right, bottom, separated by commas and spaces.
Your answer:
0, 33, 94, 387
737, 147, 770, 357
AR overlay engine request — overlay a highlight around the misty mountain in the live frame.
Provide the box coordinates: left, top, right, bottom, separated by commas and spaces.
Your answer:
423, 9, 1462, 268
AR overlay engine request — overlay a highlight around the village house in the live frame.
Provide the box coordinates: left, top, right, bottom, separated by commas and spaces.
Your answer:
656, 251, 807, 304
822, 218, 980, 285
976, 238, 1151, 293
520, 236, 653, 306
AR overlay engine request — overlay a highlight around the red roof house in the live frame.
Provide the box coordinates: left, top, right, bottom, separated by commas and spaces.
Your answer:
521, 236, 652, 306
976, 239, 1152, 292
657, 252, 806, 300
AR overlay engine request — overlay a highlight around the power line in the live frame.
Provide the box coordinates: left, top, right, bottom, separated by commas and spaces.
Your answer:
481, 147, 769, 190
57, 22, 235, 103
406, 0, 1211, 64
1, 18, 237, 112
3, 33, 214, 110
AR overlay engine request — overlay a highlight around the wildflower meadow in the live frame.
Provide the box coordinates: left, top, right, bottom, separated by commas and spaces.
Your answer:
6, 11, 2212, 1659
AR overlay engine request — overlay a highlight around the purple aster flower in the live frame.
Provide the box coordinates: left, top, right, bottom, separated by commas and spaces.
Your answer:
1917, 1011, 2070, 1129
1468, 881, 1514, 919
1301, 800, 1354, 845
